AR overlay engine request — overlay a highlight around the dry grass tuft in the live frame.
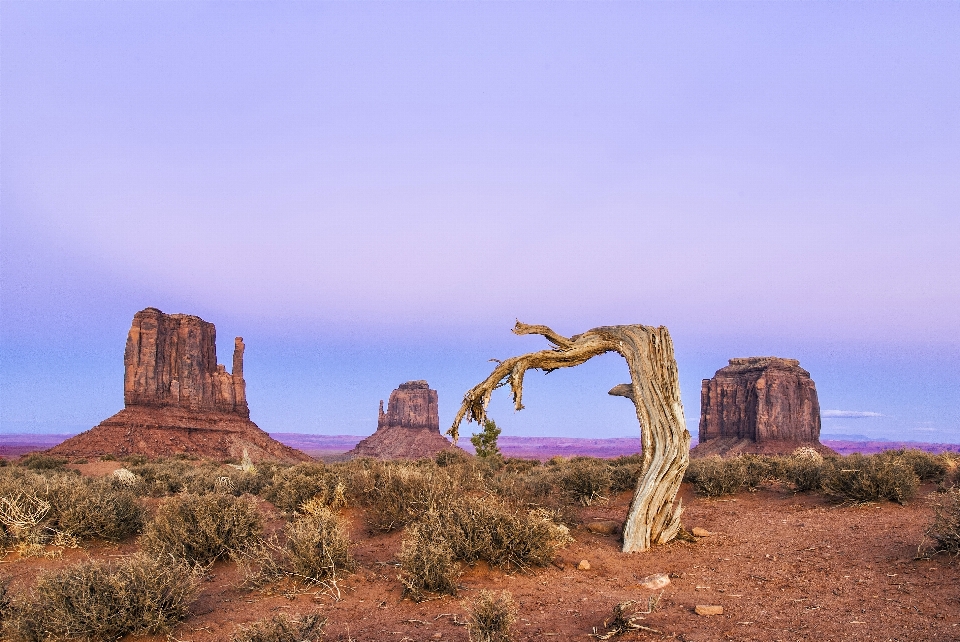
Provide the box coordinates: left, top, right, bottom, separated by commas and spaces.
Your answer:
468, 590, 516, 642
231, 613, 326, 642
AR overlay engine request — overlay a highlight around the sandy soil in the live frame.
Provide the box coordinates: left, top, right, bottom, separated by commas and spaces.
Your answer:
2, 477, 958, 642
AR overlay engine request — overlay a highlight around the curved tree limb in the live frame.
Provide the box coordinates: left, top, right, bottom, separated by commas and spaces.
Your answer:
448, 321, 691, 552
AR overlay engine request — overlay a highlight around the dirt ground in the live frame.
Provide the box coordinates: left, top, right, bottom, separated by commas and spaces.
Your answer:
2, 474, 958, 642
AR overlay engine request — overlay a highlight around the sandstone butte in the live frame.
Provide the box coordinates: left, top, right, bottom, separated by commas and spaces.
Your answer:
691, 356, 836, 458
49, 307, 310, 464
349, 380, 464, 460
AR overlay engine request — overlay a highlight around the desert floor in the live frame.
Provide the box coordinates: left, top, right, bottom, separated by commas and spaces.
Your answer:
2, 461, 958, 642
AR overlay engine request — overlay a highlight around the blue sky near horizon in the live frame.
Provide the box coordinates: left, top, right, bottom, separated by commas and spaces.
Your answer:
2, 2, 958, 443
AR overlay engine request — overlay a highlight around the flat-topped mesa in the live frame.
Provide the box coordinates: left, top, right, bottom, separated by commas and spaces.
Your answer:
377, 380, 439, 431
123, 307, 248, 417
350, 380, 461, 460
693, 356, 835, 457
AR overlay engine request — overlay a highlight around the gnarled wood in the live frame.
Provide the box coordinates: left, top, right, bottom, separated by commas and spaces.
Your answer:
448, 321, 690, 552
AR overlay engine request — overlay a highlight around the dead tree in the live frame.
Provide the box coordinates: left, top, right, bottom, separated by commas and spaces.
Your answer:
448, 322, 690, 552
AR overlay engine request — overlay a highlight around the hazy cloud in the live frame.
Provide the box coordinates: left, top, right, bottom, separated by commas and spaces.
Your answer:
822, 410, 882, 418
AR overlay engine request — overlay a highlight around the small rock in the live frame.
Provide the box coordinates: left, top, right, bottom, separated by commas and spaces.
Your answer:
692, 527, 713, 537
637, 573, 670, 590
586, 520, 621, 535
695, 605, 723, 616
550, 557, 566, 570
578, 559, 591, 571
432, 634, 442, 640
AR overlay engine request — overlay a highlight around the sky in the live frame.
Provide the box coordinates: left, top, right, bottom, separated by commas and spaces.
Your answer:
1, 2, 958, 443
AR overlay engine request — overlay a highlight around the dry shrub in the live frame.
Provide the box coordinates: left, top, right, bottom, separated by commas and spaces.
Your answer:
231, 613, 326, 642
558, 458, 612, 506
440, 497, 571, 569
282, 500, 354, 582
126, 459, 268, 497
398, 519, 460, 601
924, 487, 960, 557
609, 455, 644, 493
17, 453, 67, 471
684, 456, 748, 497
265, 463, 345, 513
0, 470, 143, 547
881, 449, 950, 483
350, 461, 455, 531
468, 590, 516, 642
6, 554, 199, 641
436, 449, 470, 467
820, 454, 919, 504
143, 492, 262, 563
783, 451, 828, 492
48, 477, 144, 542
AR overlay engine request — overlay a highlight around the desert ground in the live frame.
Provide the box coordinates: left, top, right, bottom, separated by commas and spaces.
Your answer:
1, 450, 958, 642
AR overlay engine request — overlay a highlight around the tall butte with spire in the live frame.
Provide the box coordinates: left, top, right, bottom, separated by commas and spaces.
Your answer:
49, 307, 309, 463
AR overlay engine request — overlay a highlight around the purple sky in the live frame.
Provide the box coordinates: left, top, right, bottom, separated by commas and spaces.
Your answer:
2, 2, 958, 443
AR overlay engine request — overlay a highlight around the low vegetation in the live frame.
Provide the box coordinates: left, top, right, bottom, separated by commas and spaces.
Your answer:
4, 554, 200, 641
0, 446, 956, 639
231, 613, 326, 642
924, 487, 960, 557
143, 492, 263, 563
468, 590, 516, 642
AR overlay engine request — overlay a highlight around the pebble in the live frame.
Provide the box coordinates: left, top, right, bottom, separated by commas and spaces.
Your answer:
578, 559, 591, 570
692, 527, 713, 537
636, 572, 670, 590
695, 605, 723, 616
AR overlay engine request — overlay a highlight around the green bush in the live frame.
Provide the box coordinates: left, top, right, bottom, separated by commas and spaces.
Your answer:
468, 590, 516, 642
820, 454, 919, 504
6, 554, 199, 641
471, 419, 503, 460
143, 493, 263, 563
231, 613, 326, 642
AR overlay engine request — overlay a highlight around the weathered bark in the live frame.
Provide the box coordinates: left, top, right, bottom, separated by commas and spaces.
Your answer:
448, 322, 690, 552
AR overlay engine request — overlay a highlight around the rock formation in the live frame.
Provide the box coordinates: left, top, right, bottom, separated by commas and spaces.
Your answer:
349, 381, 463, 459
49, 308, 310, 463
691, 357, 835, 457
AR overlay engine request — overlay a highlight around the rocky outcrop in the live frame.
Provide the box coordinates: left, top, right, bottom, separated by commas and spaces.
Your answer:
350, 381, 463, 460
691, 357, 835, 457
123, 308, 248, 416
49, 308, 309, 463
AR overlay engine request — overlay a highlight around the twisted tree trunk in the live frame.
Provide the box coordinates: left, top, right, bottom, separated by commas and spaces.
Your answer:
448, 322, 690, 552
